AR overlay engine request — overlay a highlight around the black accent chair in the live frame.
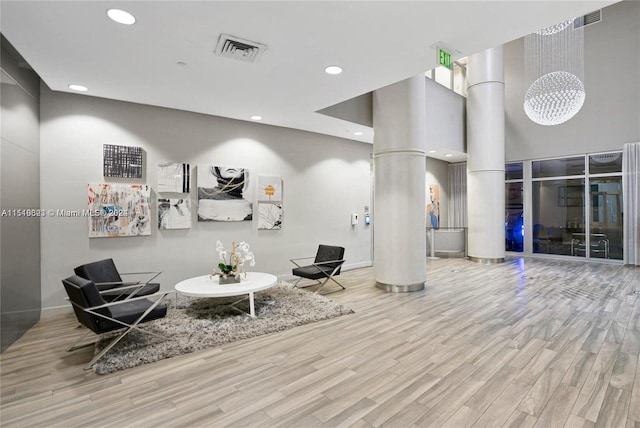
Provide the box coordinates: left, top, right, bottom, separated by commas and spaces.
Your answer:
290, 245, 346, 294
62, 275, 172, 370
74, 258, 160, 301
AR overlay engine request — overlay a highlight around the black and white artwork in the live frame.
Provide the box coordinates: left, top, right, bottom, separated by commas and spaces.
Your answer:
258, 203, 282, 230
257, 175, 282, 202
103, 144, 143, 178
197, 165, 253, 222
158, 198, 192, 230
158, 162, 190, 193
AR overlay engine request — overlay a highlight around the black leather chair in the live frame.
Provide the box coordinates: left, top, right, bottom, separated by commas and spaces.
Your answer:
290, 245, 346, 294
62, 275, 171, 370
74, 258, 160, 301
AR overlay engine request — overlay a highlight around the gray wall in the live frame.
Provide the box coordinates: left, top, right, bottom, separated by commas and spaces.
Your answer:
40, 87, 373, 311
425, 77, 466, 154
317, 92, 373, 128
504, 0, 640, 161
423, 74, 462, 231
1, 37, 41, 352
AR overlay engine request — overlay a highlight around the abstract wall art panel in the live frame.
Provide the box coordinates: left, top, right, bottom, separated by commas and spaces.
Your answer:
257, 175, 282, 202
103, 144, 143, 178
157, 162, 190, 193
158, 198, 192, 230
197, 165, 253, 222
88, 183, 151, 238
258, 203, 283, 230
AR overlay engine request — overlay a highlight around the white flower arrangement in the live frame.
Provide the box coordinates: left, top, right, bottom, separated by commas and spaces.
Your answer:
212, 240, 256, 281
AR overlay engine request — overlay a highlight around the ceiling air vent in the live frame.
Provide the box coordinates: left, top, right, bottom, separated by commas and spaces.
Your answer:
574, 10, 601, 29
214, 34, 267, 63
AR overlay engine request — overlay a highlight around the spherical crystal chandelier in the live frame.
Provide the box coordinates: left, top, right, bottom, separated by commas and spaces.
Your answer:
524, 71, 585, 126
535, 19, 573, 36
524, 17, 585, 126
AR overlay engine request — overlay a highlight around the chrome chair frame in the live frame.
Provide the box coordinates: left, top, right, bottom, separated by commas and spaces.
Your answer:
290, 257, 346, 295
63, 276, 173, 370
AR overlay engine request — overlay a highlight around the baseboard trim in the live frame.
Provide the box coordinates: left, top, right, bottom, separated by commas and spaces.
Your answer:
344, 261, 373, 270
41, 305, 72, 319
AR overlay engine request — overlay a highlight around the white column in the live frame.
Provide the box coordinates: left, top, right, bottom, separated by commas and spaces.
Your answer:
466, 47, 506, 263
373, 75, 426, 292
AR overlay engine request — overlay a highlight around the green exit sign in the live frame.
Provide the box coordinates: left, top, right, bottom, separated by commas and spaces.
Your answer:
438, 47, 452, 70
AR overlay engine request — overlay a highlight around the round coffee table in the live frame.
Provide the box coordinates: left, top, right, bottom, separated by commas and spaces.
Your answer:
174, 272, 278, 317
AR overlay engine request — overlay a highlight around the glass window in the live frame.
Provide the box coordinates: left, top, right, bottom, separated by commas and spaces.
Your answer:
505, 182, 523, 252
532, 156, 585, 178
532, 178, 584, 256
506, 162, 523, 180
589, 152, 623, 175
589, 177, 623, 260
524, 153, 623, 261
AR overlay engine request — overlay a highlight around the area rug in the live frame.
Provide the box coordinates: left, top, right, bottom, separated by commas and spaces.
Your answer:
92, 284, 353, 374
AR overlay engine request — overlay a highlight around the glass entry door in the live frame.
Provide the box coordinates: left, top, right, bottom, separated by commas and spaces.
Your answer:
589, 178, 623, 260
532, 179, 584, 256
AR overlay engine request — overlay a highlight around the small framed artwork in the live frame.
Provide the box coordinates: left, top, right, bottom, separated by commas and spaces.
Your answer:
158, 162, 190, 193
258, 203, 283, 230
258, 175, 282, 202
103, 144, 143, 178
158, 198, 192, 229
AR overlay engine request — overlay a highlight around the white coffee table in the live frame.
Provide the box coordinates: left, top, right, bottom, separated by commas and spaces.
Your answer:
174, 272, 278, 317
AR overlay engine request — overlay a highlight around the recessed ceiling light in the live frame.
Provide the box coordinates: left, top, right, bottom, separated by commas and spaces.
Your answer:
445, 153, 453, 157
68, 84, 88, 92
324, 65, 343, 75
428, 150, 437, 154
354, 131, 364, 136
250, 115, 262, 121
107, 9, 136, 25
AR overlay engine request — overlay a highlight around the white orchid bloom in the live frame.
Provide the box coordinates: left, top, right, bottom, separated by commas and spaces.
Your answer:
214, 240, 256, 275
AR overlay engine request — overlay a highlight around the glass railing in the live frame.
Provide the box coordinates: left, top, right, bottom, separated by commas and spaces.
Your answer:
426, 227, 467, 258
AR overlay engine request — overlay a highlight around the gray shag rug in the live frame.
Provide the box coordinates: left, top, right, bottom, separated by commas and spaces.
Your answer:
92, 284, 353, 374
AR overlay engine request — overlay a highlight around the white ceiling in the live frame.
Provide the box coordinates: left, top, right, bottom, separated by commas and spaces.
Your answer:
1, 1, 617, 155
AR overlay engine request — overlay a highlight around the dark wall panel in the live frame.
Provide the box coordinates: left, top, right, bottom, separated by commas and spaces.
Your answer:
1, 35, 41, 352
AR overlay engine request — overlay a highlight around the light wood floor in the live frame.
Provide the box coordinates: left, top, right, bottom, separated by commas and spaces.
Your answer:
1, 257, 639, 427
